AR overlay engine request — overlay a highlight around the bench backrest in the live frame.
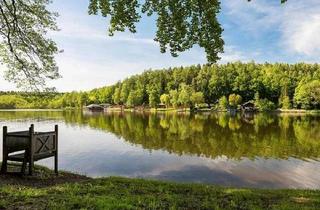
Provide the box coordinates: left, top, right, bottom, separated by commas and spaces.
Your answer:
3, 125, 58, 157
33, 132, 57, 155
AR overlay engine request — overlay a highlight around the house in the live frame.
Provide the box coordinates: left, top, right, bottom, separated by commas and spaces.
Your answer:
86, 104, 104, 112
241, 101, 257, 112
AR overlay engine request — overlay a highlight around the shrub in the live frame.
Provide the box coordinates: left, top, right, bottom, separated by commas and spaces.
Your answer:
218, 96, 228, 110
257, 99, 275, 111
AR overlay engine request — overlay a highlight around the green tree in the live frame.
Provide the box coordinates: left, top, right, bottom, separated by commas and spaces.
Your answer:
169, 90, 179, 108
113, 87, 121, 105
126, 91, 137, 108
190, 92, 204, 107
89, 0, 223, 62
281, 96, 291, 109
218, 96, 228, 110
0, 1, 287, 89
228, 94, 242, 109
76, 92, 88, 108
178, 84, 192, 108
148, 88, 159, 108
0, 0, 60, 90
120, 83, 130, 104
279, 87, 291, 109
294, 80, 320, 109
254, 92, 260, 107
257, 99, 276, 111
160, 94, 170, 108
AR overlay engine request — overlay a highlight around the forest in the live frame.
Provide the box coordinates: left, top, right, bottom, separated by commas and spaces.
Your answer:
1, 62, 320, 110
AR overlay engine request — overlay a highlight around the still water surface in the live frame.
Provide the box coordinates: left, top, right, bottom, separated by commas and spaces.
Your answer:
0, 110, 320, 189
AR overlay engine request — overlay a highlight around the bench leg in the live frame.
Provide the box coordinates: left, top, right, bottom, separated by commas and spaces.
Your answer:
21, 160, 27, 175
21, 152, 28, 175
54, 152, 58, 175
29, 158, 34, 176
1, 156, 8, 174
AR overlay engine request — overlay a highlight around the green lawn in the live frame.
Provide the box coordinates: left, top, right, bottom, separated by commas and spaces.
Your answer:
0, 166, 319, 209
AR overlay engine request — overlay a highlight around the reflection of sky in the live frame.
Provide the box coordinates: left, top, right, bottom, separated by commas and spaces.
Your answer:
1, 116, 320, 189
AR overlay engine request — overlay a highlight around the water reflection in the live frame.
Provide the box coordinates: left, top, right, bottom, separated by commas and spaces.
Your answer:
0, 110, 319, 189
69, 111, 320, 160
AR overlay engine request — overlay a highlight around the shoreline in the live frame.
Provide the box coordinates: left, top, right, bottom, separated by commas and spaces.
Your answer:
0, 165, 319, 209
2, 108, 320, 114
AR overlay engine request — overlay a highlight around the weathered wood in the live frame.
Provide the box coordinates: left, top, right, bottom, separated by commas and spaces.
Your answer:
29, 124, 34, 175
1, 124, 59, 175
1, 126, 8, 174
54, 125, 58, 175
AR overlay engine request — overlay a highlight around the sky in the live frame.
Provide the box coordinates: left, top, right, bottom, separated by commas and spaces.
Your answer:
1, 0, 320, 91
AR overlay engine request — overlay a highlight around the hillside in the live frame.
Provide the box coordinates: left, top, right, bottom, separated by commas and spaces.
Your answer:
1, 62, 320, 110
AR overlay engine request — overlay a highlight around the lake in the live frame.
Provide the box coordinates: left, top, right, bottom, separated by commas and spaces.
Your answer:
0, 110, 320, 189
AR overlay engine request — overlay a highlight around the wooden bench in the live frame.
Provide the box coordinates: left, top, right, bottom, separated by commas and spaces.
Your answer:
1, 124, 58, 175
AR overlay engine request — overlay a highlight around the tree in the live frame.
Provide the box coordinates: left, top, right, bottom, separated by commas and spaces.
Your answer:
257, 99, 275, 111
218, 96, 228, 110
294, 80, 320, 109
160, 94, 170, 108
148, 87, 159, 108
77, 92, 88, 108
228, 94, 242, 109
190, 92, 204, 107
280, 96, 291, 109
0, 0, 60, 90
126, 91, 136, 107
120, 82, 130, 104
0, 1, 288, 90
254, 92, 260, 107
113, 87, 121, 105
169, 90, 179, 108
89, 0, 224, 63
279, 86, 291, 109
178, 84, 192, 108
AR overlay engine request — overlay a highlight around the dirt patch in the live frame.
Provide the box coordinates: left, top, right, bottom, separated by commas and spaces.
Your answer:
0, 164, 91, 188
292, 197, 312, 204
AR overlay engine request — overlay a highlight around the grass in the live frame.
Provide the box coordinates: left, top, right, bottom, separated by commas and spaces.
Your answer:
0, 166, 320, 209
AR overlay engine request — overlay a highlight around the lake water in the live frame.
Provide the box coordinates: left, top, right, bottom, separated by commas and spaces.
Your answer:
0, 110, 320, 189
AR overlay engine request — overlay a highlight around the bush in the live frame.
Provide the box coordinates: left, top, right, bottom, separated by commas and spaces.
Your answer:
280, 96, 291, 109
0, 95, 28, 109
228, 94, 242, 109
218, 96, 228, 110
257, 99, 275, 111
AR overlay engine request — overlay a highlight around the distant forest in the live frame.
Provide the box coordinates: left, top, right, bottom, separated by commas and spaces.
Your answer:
1, 62, 320, 110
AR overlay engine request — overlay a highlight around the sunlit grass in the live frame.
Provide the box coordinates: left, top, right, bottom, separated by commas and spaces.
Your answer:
0, 166, 320, 209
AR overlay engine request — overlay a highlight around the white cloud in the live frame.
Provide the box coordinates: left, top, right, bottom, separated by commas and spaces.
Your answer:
222, 0, 320, 58
50, 13, 156, 45
282, 10, 320, 56
219, 46, 249, 63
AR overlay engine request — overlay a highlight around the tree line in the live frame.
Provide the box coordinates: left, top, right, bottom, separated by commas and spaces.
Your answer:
1, 62, 320, 110
1, 110, 318, 159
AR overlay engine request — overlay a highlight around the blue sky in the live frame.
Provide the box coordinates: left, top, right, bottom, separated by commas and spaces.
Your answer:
1, 0, 320, 91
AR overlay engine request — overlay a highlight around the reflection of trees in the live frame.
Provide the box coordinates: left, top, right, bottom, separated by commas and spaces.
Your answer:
1, 111, 320, 160
63, 112, 320, 160
293, 116, 320, 156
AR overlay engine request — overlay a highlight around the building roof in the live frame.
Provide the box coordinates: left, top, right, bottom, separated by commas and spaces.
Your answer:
241, 101, 255, 107
86, 104, 103, 108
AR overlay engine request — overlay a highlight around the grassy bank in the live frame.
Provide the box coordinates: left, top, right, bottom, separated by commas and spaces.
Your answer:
0, 166, 320, 209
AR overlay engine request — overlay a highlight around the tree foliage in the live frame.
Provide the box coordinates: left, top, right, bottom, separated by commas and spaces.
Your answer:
228, 94, 242, 109
0, 0, 290, 89
0, 0, 60, 90
294, 80, 320, 109
88, 0, 224, 62
160, 93, 170, 108
2, 62, 320, 111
